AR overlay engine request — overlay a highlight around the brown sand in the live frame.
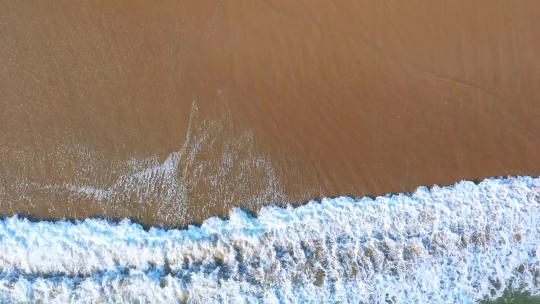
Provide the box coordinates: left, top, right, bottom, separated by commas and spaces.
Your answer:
1, 1, 540, 226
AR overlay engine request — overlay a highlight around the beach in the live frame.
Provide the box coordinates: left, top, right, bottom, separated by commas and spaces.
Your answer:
1, 1, 540, 226
1, 2, 539, 302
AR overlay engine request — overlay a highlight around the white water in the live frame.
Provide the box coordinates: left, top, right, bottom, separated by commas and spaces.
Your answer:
0, 176, 539, 303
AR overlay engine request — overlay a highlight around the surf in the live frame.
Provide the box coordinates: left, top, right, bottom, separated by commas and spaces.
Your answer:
0, 176, 538, 303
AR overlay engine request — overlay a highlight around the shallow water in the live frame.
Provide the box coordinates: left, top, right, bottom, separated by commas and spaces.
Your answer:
484, 290, 540, 303
1, 176, 538, 303
2, 2, 540, 303
488, 293, 539, 304
2, 1, 540, 226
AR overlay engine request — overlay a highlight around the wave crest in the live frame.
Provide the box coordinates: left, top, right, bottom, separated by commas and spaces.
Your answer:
0, 176, 539, 303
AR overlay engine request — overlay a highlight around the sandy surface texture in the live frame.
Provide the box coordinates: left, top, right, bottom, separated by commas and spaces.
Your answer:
1, 1, 539, 226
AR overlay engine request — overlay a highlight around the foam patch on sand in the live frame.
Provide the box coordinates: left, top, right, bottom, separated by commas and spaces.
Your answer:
0, 176, 539, 303
0, 100, 288, 226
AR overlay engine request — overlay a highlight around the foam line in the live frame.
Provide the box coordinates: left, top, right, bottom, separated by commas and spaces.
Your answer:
0, 177, 539, 303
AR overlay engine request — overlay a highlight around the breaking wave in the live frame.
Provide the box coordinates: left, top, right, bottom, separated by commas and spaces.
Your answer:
0, 176, 539, 303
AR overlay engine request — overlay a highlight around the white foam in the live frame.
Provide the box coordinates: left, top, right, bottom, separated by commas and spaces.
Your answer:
0, 176, 539, 303
50, 101, 287, 225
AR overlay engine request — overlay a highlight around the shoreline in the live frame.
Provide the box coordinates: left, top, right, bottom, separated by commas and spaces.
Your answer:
2, 1, 540, 227
2, 1, 540, 302
1, 175, 536, 229
1, 175, 538, 303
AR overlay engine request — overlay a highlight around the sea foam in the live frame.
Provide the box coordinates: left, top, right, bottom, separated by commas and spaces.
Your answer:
0, 176, 539, 303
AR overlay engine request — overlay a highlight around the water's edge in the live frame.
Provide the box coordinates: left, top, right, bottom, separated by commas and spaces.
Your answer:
1, 176, 539, 303
1, 175, 526, 231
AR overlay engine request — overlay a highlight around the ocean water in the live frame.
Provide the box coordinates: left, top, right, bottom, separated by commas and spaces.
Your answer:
0, 176, 538, 303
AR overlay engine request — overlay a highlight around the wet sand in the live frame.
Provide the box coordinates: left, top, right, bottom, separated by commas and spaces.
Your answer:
1, 1, 540, 226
